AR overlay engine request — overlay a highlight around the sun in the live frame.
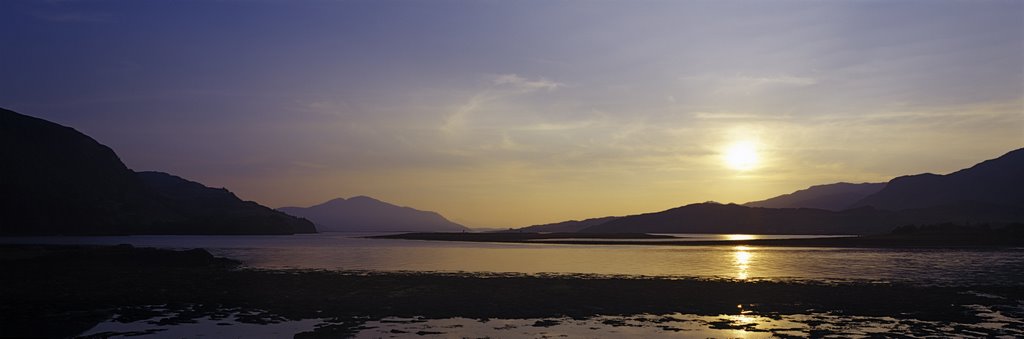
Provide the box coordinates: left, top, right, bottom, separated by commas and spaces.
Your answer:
723, 141, 760, 171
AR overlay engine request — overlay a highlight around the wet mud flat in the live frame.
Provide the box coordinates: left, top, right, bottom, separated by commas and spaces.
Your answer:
79, 311, 1024, 338
1, 244, 1022, 338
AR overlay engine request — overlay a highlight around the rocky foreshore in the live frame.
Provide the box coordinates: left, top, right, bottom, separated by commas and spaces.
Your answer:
1, 244, 1021, 337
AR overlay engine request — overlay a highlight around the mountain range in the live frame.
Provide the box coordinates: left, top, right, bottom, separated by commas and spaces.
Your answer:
136, 171, 316, 234
538, 148, 1024, 235
512, 216, 622, 233
3, 106, 1020, 236
279, 196, 468, 232
851, 149, 1024, 210
743, 182, 885, 210
0, 107, 315, 235
579, 202, 1023, 235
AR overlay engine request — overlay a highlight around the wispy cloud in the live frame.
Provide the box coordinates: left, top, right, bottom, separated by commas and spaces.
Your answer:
518, 120, 602, 132
441, 93, 492, 135
439, 74, 564, 135
735, 75, 817, 87
680, 74, 818, 89
692, 112, 794, 121
492, 74, 563, 92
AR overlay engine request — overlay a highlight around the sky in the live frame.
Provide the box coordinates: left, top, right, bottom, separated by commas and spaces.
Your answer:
2, 0, 1022, 228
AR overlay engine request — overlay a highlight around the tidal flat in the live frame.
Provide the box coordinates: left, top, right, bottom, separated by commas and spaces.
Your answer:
1, 244, 1022, 338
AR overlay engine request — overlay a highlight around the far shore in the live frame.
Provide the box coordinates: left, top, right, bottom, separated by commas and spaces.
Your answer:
370, 230, 1024, 248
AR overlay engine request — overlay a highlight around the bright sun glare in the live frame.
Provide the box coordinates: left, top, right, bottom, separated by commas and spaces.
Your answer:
724, 141, 760, 171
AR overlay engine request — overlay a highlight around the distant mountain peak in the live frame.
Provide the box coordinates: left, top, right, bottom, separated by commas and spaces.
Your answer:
324, 197, 348, 204
316, 196, 388, 208
279, 196, 468, 232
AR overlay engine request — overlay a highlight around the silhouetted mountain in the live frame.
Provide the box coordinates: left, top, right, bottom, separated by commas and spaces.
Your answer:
0, 107, 315, 235
744, 182, 885, 210
583, 150, 1024, 234
137, 171, 316, 234
509, 216, 621, 233
1, 107, 164, 234
579, 203, 893, 234
279, 196, 468, 232
853, 148, 1024, 211
579, 202, 1024, 235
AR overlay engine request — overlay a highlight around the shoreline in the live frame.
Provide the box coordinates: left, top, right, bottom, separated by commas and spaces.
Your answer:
370, 231, 1024, 248
2, 244, 1023, 337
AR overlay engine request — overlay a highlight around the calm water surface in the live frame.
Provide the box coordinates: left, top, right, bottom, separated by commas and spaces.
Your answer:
3, 233, 1023, 286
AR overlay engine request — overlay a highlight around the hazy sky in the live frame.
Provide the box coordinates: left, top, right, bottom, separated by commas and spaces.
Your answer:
3, 0, 1022, 227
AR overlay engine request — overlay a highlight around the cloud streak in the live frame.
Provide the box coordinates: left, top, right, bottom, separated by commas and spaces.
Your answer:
492, 74, 563, 92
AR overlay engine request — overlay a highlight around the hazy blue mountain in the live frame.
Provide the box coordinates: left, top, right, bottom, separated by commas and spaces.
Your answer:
279, 196, 468, 232
853, 148, 1024, 211
509, 216, 621, 233
744, 182, 885, 210
0, 107, 315, 235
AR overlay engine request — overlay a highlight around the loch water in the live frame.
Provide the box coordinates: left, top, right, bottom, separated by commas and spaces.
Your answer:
4, 232, 1023, 286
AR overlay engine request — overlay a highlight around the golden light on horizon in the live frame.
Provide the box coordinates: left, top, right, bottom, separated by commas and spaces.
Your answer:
725, 234, 756, 241
723, 141, 760, 171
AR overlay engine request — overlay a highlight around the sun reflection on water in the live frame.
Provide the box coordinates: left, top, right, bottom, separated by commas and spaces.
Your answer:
725, 234, 756, 241
733, 246, 753, 280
